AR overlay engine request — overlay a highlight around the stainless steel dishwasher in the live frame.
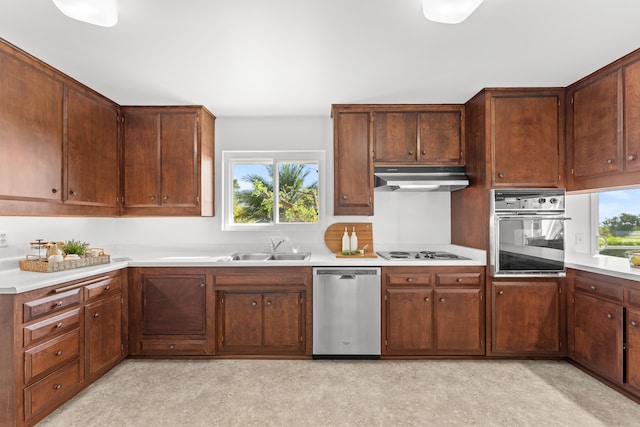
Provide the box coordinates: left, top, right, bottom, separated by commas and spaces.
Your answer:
312, 267, 381, 359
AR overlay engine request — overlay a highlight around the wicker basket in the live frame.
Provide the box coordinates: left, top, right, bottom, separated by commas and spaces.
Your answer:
19, 254, 110, 273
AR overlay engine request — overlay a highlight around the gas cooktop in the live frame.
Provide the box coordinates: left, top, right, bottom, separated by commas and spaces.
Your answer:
376, 251, 470, 261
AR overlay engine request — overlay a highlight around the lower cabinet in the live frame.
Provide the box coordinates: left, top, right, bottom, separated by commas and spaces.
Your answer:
0, 270, 126, 427
214, 267, 311, 356
128, 268, 213, 356
382, 266, 484, 356
490, 279, 564, 356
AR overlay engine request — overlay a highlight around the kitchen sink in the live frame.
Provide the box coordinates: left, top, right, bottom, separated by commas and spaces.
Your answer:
229, 252, 311, 261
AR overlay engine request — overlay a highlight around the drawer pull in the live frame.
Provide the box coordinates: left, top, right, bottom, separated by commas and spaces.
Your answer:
251, 301, 257, 307
54, 383, 62, 390
169, 344, 175, 350
456, 278, 463, 282
406, 278, 413, 282
590, 285, 597, 290
266, 300, 272, 306
55, 350, 63, 356
424, 297, 430, 302
439, 298, 445, 302
607, 313, 613, 319
93, 312, 100, 318
54, 322, 63, 329
498, 290, 504, 295
631, 321, 639, 327
54, 301, 63, 307
105, 285, 110, 291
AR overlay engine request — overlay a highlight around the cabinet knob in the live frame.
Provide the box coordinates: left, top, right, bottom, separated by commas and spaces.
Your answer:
424, 297, 430, 302
590, 285, 597, 290
439, 298, 445, 302
607, 313, 613, 319
421, 150, 426, 155
456, 278, 463, 282
606, 159, 614, 164
498, 290, 504, 295
55, 322, 63, 329
497, 173, 505, 179
406, 278, 413, 282
55, 350, 63, 356
631, 320, 639, 327
105, 285, 110, 291
93, 312, 100, 318
51, 188, 58, 194
69, 190, 77, 196
251, 301, 257, 307
629, 155, 637, 161
341, 194, 348, 200
169, 344, 175, 349
266, 300, 272, 306
54, 383, 63, 390
201, 283, 205, 287
149, 195, 156, 201
163, 195, 169, 200
54, 301, 63, 307
408, 150, 414, 155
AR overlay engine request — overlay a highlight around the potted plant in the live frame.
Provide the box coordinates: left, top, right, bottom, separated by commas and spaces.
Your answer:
60, 239, 90, 260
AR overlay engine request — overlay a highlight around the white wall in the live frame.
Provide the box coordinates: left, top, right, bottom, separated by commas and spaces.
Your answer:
565, 193, 595, 255
0, 116, 452, 259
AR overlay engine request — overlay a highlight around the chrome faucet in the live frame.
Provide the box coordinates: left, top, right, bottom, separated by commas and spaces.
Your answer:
270, 238, 286, 254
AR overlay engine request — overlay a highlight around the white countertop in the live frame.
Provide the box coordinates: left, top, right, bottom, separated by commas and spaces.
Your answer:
565, 253, 640, 282
0, 244, 486, 294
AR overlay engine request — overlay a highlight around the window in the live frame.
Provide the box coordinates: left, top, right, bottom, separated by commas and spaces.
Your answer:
596, 188, 640, 257
222, 151, 323, 230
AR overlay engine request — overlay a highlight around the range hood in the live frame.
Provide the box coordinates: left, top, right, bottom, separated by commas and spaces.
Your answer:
374, 165, 470, 192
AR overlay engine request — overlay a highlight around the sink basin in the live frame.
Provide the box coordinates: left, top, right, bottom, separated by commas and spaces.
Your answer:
228, 252, 311, 261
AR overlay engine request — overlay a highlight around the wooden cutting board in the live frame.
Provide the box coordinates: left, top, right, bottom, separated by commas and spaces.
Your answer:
324, 222, 376, 258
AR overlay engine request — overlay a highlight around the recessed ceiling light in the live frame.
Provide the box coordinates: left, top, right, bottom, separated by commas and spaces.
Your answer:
422, 0, 484, 24
51, 0, 118, 27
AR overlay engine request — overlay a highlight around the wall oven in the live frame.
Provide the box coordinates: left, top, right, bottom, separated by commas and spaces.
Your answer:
490, 189, 570, 277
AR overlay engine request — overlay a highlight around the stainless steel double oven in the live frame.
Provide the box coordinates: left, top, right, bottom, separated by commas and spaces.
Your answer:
490, 189, 570, 277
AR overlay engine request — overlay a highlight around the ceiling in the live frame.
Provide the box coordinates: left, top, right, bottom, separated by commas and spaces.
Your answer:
2, 0, 640, 117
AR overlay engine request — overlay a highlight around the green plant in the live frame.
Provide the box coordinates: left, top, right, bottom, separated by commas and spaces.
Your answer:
61, 239, 90, 256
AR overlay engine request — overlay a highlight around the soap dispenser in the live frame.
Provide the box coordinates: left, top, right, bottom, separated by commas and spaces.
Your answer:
341, 227, 350, 252
350, 227, 358, 252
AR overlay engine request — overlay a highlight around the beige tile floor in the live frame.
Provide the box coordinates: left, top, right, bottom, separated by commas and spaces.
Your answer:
37, 359, 640, 426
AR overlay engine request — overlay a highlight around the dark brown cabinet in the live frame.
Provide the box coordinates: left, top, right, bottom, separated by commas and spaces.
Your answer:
65, 86, 119, 214
490, 280, 563, 356
128, 268, 213, 356
627, 307, 640, 392
121, 106, 215, 216
373, 108, 463, 164
214, 267, 311, 356
332, 106, 374, 215
566, 50, 640, 190
382, 266, 484, 356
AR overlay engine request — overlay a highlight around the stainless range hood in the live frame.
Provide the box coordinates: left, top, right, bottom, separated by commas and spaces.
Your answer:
374, 165, 469, 192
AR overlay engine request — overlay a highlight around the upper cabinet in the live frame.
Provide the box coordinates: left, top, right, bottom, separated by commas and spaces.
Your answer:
373, 106, 463, 164
567, 49, 640, 191
332, 104, 464, 216
468, 88, 565, 188
121, 106, 215, 216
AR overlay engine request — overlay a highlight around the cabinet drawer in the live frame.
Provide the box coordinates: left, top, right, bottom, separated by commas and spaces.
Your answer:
25, 329, 80, 383
435, 273, 481, 287
575, 276, 623, 302
84, 275, 121, 301
140, 339, 207, 355
627, 288, 640, 309
387, 274, 432, 286
23, 289, 81, 322
24, 360, 81, 421
23, 308, 81, 347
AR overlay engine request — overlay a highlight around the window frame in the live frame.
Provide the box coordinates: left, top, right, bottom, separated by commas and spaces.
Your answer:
221, 150, 325, 231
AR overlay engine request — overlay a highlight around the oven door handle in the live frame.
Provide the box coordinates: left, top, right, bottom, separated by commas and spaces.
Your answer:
496, 215, 572, 221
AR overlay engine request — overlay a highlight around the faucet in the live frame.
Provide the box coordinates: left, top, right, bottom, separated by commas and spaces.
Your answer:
270, 237, 286, 254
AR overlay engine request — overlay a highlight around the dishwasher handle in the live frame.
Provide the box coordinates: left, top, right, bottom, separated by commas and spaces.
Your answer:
314, 268, 380, 276
339, 274, 356, 280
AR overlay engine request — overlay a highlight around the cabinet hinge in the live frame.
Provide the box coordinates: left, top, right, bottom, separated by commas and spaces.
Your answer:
571, 168, 574, 176
221, 336, 224, 343
384, 339, 388, 347
571, 97, 574, 104
558, 287, 562, 294
221, 297, 224, 304
300, 336, 304, 343
384, 294, 387, 301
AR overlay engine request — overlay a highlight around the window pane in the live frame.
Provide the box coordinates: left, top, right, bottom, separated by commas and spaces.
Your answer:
277, 162, 319, 223
232, 162, 274, 224
598, 188, 640, 257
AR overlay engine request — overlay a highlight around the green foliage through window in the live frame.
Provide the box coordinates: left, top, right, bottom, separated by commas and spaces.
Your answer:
598, 189, 640, 257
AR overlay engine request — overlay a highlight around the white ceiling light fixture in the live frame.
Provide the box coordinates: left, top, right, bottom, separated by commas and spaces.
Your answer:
51, 0, 118, 27
422, 0, 484, 24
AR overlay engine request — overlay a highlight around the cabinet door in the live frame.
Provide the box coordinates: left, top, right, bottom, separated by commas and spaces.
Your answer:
572, 72, 620, 178
263, 292, 303, 349
385, 288, 433, 353
574, 293, 623, 383
160, 112, 198, 207
435, 289, 482, 353
492, 281, 561, 354
624, 60, 640, 172
66, 87, 118, 209
85, 294, 122, 379
418, 111, 462, 164
0, 52, 63, 201
218, 292, 262, 349
333, 111, 373, 215
492, 93, 562, 186
627, 308, 640, 391
123, 112, 160, 207
141, 274, 206, 335
374, 112, 418, 162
